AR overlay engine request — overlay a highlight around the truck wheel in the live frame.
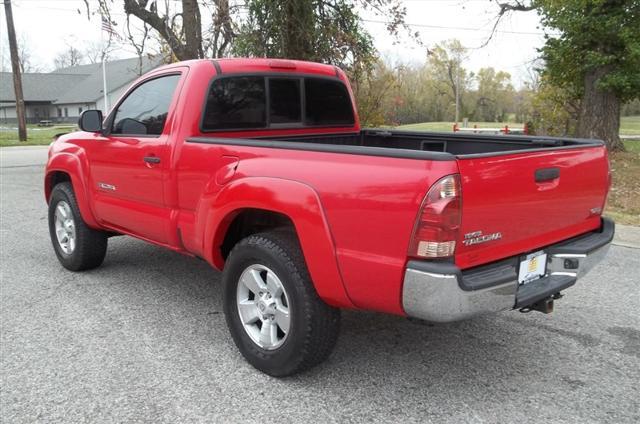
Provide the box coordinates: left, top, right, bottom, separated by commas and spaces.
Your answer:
48, 182, 108, 271
222, 230, 340, 377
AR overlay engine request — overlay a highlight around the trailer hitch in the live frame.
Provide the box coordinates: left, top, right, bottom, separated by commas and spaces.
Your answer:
519, 293, 562, 314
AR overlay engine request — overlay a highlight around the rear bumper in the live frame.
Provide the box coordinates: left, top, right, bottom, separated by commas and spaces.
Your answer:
402, 218, 614, 323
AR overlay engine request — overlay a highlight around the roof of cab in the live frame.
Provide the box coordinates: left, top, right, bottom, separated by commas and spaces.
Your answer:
143, 58, 342, 79
212, 58, 340, 77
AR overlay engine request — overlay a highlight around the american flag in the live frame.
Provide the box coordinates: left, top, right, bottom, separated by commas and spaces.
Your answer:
101, 16, 120, 39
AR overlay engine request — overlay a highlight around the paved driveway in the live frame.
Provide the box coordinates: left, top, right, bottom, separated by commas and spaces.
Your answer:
1, 147, 639, 423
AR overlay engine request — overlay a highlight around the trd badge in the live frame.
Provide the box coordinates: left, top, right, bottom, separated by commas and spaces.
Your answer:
462, 230, 502, 246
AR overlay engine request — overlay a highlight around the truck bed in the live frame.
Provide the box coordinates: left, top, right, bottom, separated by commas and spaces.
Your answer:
269, 129, 603, 157
187, 127, 608, 271
189, 129, 603, 160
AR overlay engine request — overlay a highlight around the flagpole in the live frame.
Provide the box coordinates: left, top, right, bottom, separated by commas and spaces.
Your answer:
101, 18, 109, 113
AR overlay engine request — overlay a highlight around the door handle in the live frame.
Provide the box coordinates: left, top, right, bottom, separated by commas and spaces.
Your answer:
143, 156, 161, 164
535, 167, 559, 182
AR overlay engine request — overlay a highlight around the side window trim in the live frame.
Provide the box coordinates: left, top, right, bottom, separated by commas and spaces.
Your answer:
104, 72, 182, 138
199, 73, 354, 133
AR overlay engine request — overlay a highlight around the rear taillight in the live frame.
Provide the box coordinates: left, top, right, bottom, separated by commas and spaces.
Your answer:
408, 174, 461, 258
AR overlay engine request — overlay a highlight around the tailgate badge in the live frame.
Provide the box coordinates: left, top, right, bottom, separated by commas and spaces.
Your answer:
463, 230, 502, 246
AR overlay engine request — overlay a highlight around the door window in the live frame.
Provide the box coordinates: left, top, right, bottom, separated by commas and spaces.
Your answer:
111, 74, 181, 136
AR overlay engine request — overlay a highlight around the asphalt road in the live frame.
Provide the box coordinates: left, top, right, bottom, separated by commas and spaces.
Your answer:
1, 147, 639, 423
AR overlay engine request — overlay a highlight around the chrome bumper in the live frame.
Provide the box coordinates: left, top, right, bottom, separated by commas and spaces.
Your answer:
402, 218, 614, 323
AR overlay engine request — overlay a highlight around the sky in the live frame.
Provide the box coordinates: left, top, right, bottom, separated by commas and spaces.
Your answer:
0, 0, 546, 87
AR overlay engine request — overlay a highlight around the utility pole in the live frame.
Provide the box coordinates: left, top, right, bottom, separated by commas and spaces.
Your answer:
4, 0, 27, 141
455, 56, 460, 124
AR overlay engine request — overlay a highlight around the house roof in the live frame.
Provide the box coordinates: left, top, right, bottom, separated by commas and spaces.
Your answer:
52, 56, 163, 104
0, 56, 163, 105
0, 72, 88, 103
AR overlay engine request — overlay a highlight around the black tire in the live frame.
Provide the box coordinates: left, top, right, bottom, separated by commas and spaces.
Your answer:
48, 182, 108, 271
222, 230, 341, 377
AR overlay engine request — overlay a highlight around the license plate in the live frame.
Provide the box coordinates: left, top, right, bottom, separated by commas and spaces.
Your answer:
518, 251, 547, 285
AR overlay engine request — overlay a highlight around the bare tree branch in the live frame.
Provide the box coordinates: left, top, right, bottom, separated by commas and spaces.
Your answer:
123, 0, 187, 60
480, 1, 536, 48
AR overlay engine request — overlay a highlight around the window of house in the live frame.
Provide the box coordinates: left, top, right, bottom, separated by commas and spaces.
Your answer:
57, 108, 62, 117
64, 108, 68, 117
78, 107, 83, 115
111, 74, 180, 136
202, 77, 266, 130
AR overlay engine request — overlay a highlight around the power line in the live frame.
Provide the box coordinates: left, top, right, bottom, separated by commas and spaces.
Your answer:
362, 18, 546, 36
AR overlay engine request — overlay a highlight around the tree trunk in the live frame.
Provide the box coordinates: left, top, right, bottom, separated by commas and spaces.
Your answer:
123, 0, 201, 61
576, 66, 625, 151
182, 0, 203, 59
283, 0, 313, 60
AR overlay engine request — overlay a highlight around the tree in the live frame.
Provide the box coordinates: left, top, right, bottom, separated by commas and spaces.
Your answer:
232, 0, 417, 125
233, 0, 385, 68
424, 39, 471, 122
472, 67, 515, 122
54, 45, 85, 69
83, 41, 108, 64
89, 0, 236, 61
493, 0, 640, 151
352, 60, 398, 126
530, 75, 581, 136
1, 35, 40, 73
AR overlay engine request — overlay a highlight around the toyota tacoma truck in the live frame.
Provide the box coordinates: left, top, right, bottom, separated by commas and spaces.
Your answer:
45, 58, 614, 376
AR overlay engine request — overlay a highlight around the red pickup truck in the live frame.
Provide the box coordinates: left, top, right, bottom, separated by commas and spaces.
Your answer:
45, 58, 614, 376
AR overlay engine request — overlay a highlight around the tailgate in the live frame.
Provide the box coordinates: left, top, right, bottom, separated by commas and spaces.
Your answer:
455, 146, 609, 269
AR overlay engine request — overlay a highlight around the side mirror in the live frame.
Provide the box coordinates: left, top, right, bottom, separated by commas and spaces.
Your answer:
78, 110, 103, 132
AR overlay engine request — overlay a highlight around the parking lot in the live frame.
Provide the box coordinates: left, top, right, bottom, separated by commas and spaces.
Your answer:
1, 147, 639, 423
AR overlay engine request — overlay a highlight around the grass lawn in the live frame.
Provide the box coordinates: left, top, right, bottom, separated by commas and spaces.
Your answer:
620, 115, 640, 136
0, 125, 76, 147
397, 121, 522, 132
606, 140, 640, 226
399, 116, 640, 136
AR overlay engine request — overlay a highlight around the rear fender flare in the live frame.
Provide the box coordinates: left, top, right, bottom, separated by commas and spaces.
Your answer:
202, 177, 354, 308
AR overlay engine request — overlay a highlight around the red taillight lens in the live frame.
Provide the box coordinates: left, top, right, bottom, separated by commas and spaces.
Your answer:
408, 174, 462, 258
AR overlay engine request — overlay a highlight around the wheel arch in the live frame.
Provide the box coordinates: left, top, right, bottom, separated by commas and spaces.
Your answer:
220, 208, 296, 260
203, 177, 354, 309
45, 152, 99, 229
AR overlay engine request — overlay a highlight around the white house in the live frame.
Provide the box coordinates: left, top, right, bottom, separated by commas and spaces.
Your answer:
0, 56, 163, 125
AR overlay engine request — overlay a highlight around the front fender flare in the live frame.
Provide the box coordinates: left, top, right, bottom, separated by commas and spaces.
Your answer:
202, 177, 354, 309
45, 152, 99, 229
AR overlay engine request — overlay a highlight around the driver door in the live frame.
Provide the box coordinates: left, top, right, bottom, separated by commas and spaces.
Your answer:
88, 72, 183, 244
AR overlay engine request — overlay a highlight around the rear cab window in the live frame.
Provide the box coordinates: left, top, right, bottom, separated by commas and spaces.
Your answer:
304, 78, 354, 126
202, 77, 266, 130
201, 75, 354, 131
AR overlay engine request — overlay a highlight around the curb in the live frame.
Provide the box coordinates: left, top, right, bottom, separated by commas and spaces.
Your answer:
613, 223, 640, 249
